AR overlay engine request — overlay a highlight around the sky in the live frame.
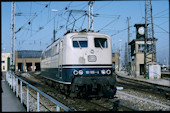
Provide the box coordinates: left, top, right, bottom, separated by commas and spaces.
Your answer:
1, 0, 169, 65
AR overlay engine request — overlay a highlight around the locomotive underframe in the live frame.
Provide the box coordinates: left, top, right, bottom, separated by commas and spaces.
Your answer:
69, 75, 117, 98
41, 73, 117, 98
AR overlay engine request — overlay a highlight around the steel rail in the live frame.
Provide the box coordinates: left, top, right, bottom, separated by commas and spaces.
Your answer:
105, 98, 138, 111
116, 77, 170, 100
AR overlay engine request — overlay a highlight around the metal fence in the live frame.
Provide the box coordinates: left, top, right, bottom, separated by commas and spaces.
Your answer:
6, 71, 73, 112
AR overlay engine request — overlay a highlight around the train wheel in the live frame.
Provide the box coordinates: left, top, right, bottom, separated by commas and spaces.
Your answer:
102, 86, 114, 98
112, 86, 117, 97
64, 85, 70, 97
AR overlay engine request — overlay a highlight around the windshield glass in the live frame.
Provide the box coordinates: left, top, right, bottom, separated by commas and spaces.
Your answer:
94, 38, 108, 48
72, 37, 88, 48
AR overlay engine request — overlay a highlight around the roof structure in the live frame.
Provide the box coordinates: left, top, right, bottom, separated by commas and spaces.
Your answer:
17, 50, 42, 58
128, 38, 158, 45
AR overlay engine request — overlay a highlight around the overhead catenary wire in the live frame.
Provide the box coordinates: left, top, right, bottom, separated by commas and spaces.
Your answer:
30, 2, 72, 36
110, 25, 134, 37
153, 8, 168, 16
16, 4, 30, 20
94, 14, 121, 18
109, 8, 169, 38
15, 2, 52, 49
15, 1, 168, 54
97, 15, 120, 32
15, 2, 51, 34
29, 2, 32, 36
29, 1, 89, 46
17, 3, 58, 42
153, 23, 169, 34
17, 2, 73, 47
93, 1, 113, 12
17, 2, 88, 45
154, 12, 169, 18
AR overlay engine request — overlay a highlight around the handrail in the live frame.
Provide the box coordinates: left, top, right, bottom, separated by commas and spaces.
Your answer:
6, 71, 73, 112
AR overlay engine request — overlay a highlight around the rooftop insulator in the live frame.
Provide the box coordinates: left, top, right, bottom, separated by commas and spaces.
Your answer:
80, 29, 87, 32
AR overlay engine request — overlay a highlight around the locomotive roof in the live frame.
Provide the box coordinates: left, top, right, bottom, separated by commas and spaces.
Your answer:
64, 31, 111, 38
42, 31, 111, 53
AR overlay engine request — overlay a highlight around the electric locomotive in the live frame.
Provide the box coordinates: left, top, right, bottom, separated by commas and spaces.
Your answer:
40, 30, 117, 98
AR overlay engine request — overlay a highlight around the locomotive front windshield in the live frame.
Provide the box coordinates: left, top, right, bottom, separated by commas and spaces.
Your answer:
72, 37, 108, 49
73, 37, 88, 48
94, 38, 108, 48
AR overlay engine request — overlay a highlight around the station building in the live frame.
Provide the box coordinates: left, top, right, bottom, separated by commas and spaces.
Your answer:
1, 53, 10, 72
15, 50, 42, 72
112, 53, 119, 71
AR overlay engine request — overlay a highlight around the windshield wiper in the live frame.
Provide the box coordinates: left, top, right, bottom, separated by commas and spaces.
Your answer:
77, 41, 82, 49
98, 40, 103, 49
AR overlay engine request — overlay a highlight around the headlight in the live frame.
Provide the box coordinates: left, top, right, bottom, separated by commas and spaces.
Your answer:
73, 70, 78, 75
101, 70, 106, 75
79, 70, 83, 75
106, 69, 111, 75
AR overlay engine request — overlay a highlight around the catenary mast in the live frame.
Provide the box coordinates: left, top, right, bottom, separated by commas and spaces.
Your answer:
10, 2, 16, 71
144, 0, 156, 77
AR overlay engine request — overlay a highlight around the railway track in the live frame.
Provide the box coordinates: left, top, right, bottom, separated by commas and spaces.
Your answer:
14, 72, 138, 111
31, 72, 138, 111
115, 73, 170, 100
105, 98, 138, 111
117, 90, 169, 110
161, 72, 170, 81
14, 71, 169, 111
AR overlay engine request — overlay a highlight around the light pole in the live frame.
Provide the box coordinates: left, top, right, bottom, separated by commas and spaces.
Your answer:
51, 9, 58, 42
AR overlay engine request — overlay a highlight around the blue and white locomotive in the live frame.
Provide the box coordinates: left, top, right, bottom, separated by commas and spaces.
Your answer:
40, 30, 117, 98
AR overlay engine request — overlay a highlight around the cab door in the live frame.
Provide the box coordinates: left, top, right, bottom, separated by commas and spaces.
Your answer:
58, 40, 63, 80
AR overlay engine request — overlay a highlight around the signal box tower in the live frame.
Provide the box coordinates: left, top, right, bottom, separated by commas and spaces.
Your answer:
129, 24, 157, 78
